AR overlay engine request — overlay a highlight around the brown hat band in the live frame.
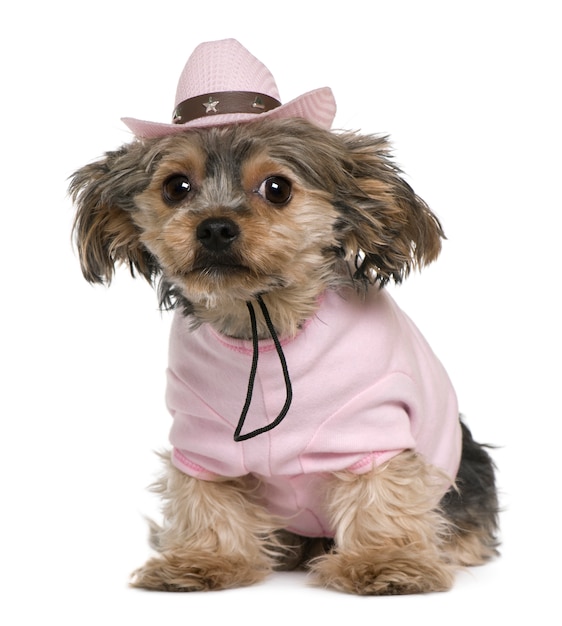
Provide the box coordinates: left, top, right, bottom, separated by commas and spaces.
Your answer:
172, 91, 281, 124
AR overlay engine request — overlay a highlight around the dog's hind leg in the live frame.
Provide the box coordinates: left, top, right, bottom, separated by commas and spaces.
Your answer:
130, 452, 281, 591
440, 420, 500, 565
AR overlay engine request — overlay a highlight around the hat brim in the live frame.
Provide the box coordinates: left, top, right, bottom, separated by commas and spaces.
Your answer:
121, 87, 336, 138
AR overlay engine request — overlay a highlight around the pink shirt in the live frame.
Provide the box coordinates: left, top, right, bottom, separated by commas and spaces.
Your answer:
167, 288, 461, 537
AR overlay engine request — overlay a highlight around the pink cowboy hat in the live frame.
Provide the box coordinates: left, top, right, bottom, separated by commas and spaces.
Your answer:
121, 38, 336, 138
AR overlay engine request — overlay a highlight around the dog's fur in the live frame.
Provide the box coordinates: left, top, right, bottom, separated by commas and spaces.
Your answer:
70, 117, 499, 594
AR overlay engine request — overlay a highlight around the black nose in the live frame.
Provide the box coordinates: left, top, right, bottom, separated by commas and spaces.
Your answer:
196, 217, 240, 252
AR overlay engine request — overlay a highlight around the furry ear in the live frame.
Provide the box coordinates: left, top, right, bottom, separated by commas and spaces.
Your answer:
69, 141, 160, 285
335, 133, 444, 286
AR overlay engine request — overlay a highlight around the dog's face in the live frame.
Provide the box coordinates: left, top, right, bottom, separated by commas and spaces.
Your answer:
71, 118, 443, 337
133, 122, 342, 310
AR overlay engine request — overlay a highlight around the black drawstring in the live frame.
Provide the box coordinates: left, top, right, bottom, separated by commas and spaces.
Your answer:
233, 294, 293, 442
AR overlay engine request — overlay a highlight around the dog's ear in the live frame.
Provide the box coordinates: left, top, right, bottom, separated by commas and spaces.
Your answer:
335, 133, 444, 285
69, 141, 159, 285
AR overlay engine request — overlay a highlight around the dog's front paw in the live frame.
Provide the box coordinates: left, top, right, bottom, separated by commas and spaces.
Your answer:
310, 551, 455, 595
130, 550, 270, 592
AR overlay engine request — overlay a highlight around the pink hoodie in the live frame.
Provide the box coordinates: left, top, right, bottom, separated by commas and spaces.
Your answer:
166, 288, 461, 537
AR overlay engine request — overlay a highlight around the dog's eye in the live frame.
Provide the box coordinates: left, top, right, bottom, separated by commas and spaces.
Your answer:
162, 174, 192, 204
258, 176, 292, 206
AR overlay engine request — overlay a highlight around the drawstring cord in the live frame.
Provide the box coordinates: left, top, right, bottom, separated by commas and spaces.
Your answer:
233, 295, 293, 442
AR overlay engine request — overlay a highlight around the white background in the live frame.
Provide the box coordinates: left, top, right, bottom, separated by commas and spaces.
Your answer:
1, 1, 560, 623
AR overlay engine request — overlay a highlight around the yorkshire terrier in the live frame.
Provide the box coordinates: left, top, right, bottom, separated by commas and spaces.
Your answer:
70, 39, 499, 595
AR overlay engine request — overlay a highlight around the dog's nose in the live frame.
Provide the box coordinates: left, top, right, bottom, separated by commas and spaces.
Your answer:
196, 217, 240, 252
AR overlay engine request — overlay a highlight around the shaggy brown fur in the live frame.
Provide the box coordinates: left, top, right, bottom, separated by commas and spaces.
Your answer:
310, 451, 456, 595
70, 117, 499, 594
71, 118, 443, 338
130, 453, 283, 591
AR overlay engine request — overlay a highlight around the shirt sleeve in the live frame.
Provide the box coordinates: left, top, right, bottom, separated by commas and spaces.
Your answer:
297, 372, 419, 475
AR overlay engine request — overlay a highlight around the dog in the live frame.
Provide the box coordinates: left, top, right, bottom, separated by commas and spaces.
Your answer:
70, 39, 499, 595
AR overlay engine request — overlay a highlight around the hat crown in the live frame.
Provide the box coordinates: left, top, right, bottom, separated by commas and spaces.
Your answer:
121, 39, 336, 138
175, 38, 280, 106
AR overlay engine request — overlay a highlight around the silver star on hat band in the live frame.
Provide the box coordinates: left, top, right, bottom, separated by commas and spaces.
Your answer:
203, 96, 219, 113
